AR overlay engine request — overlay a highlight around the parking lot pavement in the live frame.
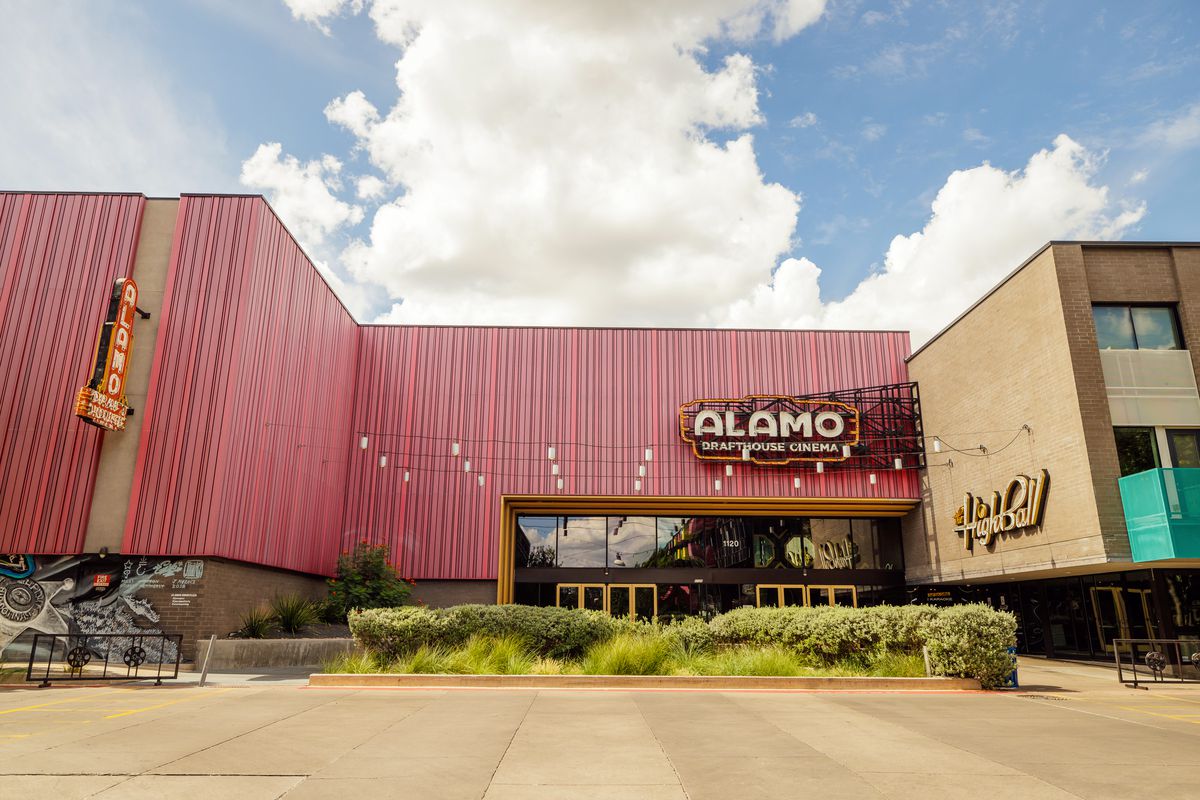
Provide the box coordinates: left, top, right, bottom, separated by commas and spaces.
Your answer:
0, 658, 1197, 799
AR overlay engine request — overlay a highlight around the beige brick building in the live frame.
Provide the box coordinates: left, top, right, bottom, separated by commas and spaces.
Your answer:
907, 242, 1200, 657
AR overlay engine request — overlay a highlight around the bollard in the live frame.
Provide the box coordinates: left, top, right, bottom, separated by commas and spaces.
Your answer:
198, 634, 216, 688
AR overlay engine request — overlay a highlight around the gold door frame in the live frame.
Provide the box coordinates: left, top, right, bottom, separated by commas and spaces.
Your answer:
755, 584, 808, 608
607, 584, 658, 620
555, 583, 608, 611
807, 585, 858, 608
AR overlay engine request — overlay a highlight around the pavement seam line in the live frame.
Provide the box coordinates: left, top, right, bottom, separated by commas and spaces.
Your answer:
632, 693, 692, 800
480, 689, 539, 800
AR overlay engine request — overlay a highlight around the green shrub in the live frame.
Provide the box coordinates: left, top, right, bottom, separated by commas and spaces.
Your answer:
270, 594, 319, 634
864, 605, 939, 654
922, 604, 1016, 688
327, 541, 412, 620
349, 607, 449, 659
438, 605, 623, 659
582, 633, 673, 675
316, 596, 348, 625
238, 607, 276, 639
660, 616, 715, 655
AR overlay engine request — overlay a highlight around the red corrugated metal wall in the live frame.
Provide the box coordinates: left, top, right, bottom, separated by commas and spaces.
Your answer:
123, 196, 358, 575
345, 327, 917, 580
0, 192, 145, 553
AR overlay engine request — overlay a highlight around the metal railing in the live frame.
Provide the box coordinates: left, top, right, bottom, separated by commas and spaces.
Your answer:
24, 633, 183, 687
1113, 638, 1200, 688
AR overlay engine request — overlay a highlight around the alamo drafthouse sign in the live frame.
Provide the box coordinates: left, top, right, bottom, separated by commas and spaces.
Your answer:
954, 470, 1049, 551
679, 395, 860, 466
75, 277, 139, 432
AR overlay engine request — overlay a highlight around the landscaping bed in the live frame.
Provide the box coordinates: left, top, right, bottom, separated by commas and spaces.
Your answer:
328, 602, 1016, 688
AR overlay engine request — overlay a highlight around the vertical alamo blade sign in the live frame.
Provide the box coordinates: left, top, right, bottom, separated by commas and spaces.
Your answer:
75, 277, 138, 432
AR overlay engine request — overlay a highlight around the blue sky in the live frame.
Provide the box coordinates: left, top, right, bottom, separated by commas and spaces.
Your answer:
2, 1, 1197, 341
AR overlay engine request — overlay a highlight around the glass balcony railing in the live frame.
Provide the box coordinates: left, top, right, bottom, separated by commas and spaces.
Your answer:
1118, 467, 1200, 561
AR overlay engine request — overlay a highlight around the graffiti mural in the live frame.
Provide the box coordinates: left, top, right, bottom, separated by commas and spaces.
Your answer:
0, 554, 205, 663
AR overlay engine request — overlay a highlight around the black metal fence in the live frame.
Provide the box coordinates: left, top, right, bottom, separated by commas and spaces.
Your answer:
1113, 638, 1200, 688
24, 632, 183, 686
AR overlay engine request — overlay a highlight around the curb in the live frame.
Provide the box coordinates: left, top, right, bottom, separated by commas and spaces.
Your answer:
307, 673, 981, 691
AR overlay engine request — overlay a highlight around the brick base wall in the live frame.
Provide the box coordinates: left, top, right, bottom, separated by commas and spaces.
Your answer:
144, 558, 327, 660
410, 580, 497, 608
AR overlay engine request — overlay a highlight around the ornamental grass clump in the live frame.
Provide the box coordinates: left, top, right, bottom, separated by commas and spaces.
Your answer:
581, 633, 674, 675
237, 607, 276, 639
447, 635, 536, 675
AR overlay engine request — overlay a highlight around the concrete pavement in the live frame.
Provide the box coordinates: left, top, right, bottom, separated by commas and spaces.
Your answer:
0, 658, 1197, 798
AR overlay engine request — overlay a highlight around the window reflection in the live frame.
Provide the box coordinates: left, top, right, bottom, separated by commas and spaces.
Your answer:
516, 516, 559, 568
607, 516, 657, 568
514, 514, 904, 571
557, 516, 608, 567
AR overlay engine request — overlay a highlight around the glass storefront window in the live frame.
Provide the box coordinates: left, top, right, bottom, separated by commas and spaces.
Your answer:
516, 516, 559, 567
607, 516, 657, 568
557, 516, 608, 567
1094, 306, 1136, 349
1114, 427, 1160, 476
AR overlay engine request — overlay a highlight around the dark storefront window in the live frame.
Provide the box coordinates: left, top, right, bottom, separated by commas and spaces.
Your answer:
1114, 427, 1160, 476
1163, 572, 1200, 642
516, 513, 904, 572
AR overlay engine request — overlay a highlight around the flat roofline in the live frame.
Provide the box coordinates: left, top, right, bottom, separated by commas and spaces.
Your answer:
907, 240, 1200, 361
358, 322, 912, 334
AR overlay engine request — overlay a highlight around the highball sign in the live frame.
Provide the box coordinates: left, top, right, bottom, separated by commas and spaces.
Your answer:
679, 395, 860, 466
954, 470, 1049, 551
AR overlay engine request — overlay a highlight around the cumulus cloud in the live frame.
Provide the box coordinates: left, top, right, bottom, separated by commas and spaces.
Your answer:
723, 135, 1145, 343
789, 111, 819, 128
265, 1, 1142, 345
286, 0, 827, 325
0, 2, 232, 194
240, 143, 364, 247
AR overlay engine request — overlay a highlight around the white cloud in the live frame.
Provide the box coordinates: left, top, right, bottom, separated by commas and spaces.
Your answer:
1129, 168, 1149, 185
723, 135, 1145, 344
292, 0, 827, 325
0, 2, 232, 194
356, 175, 387, 200
1140, 103, 1200, 150
862, 122, 887, 141
266, 3, 1141, 346
963, 127, 990, 144
240, 142, 364, 247
789, 111, 818, 128
283, 0, 363, 32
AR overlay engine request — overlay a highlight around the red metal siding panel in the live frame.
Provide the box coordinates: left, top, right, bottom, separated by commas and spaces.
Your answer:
345, 326, 917, 580
123, 196, 358, 575
0, 192, 145, 553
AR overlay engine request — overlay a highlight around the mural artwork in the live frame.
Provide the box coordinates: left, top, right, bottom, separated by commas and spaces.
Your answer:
0, 554, 205, 663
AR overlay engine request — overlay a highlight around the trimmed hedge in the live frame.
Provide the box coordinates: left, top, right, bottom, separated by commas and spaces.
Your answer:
350, 604, 631, 660
349, 602, 1017, 688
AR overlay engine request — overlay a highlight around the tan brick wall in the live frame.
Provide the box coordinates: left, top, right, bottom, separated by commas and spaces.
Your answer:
906, 247, 1108, 583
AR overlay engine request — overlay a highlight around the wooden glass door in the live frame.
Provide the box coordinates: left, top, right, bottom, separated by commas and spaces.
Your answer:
608, 584, 658, 622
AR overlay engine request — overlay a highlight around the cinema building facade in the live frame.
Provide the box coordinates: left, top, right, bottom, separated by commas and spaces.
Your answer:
0, 191, 1197, 660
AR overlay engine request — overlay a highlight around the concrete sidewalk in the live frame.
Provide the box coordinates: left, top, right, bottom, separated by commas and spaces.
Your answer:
0, 658, 1196, 799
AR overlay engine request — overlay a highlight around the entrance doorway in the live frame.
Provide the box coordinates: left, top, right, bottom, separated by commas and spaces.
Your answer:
1090, 586, 1157, 652
554, 583, 657, 620
556, 583, 606, 611
608, 584, 657, 622
755, 584, 857, 608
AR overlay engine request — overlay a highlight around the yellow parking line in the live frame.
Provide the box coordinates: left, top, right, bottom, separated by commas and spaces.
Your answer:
104, 688, 234, 719
0, 690, 126, 716
1116, 705, 1200, 725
